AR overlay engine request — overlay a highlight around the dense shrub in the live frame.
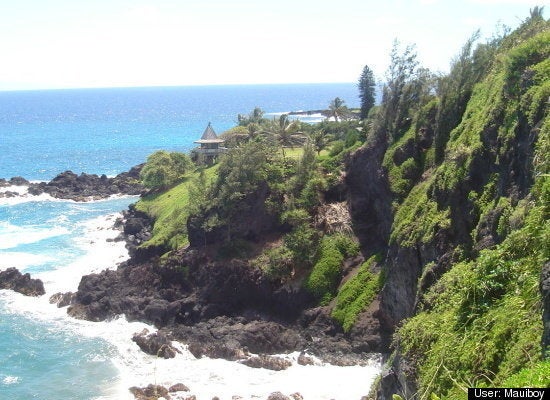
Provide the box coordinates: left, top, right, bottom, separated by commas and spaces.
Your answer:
304, 234, 360, 305
140, 151, 193, 190
332, 256, 383, 331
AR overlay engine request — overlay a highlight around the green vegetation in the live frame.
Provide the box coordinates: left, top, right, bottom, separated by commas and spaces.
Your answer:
389, 13, 550, 399
135, 165, 218, 250
332, 256, 384, 332
304, 234, 360, 305
502, 361, 550, 387
131, 10, 549, 397
398, 169, 548, 396
140, 150, 193, 191
328, 97, 350, 122
358, 64, 376, 120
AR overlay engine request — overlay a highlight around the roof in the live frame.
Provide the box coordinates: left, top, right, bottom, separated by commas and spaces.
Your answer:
194, 122, 224, 144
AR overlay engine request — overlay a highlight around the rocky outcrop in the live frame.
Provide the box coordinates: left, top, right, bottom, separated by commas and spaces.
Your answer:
240, 355, 292, 371
26, 165, 144, 201
345, 132, 393, 256
0, 176, 29, 187
64, 244, 379, 365
132, 328, 181, 359
49, 292, 76, 307
129, 384, 172, 400
176, 317, 303, 359
116, 205, 161, 264
0, 268, 45, 296
376, 350, 417, 400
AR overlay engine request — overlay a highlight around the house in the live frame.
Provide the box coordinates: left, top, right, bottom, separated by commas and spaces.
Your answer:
192, 123, 227, 164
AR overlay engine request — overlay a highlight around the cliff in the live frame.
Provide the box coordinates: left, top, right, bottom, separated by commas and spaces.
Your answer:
342, 13, 549, 398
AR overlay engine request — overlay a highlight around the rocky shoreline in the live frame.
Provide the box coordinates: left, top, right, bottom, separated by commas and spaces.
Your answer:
0, 267, 45, 296
53, 202, 382, 398
60, 221, 385, 365
1, 165, 383, 399
0, 165, 145, 202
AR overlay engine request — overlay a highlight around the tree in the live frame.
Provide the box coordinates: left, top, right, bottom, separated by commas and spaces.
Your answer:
328, 97, 349, 122
358, 65, 376, 120
238, 107, 267, 126
140, 151, 193, 190
308, 128, 332, 155
381, 40, 420, 139
262, 114, 305, 159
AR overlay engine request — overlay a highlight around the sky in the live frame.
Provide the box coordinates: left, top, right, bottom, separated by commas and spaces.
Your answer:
0, 0, 544, 90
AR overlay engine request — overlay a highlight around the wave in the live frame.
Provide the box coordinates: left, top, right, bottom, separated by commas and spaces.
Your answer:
1, 375, 21, 385
264, 111, 326, 124
0, 252, 54, 269
0, 184, 139, 207
0, 222, 70, 251
37, 213, 129, 294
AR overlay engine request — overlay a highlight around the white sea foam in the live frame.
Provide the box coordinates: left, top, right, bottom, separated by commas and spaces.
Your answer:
38, 213, 128, 294
1, 210, 381, 400
264, 111, 327, 124
0, 185, 136, 206
0, 221, 70, 250
1, 375, 18, 385
1, 375, 20, 385
0, 252, 54, 269
0, 185, 57, 206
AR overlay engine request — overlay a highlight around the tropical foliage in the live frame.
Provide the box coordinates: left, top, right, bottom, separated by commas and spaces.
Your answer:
140, 150, 193, 190
358, 64, 376, 119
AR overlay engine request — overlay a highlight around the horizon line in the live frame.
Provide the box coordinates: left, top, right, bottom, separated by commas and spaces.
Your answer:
0, 81, 357, 93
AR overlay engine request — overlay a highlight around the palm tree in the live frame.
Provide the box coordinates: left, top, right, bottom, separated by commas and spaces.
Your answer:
263, 114, 305, 159
247, 122, 261, 140
328, 97, 349, 122
308, 128, 332, 155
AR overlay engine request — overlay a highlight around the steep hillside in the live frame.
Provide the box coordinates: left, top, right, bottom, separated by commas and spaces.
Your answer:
343, 12, 549, 398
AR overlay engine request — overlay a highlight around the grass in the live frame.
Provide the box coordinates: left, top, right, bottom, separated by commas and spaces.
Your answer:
390, 27, 550, 399
397, 177, 548, 398
134, 165, 218, 250
304, 234, 360, 305
331, 256, 383, 332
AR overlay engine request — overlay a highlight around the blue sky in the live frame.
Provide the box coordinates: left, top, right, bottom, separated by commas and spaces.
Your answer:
0, 0, 543, 90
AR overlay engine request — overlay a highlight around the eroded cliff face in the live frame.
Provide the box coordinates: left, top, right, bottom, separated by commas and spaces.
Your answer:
345, 132, 393, 257
345, 19, 549, 399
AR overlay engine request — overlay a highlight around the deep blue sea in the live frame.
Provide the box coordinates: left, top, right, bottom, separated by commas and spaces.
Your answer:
0, 84, 379, 400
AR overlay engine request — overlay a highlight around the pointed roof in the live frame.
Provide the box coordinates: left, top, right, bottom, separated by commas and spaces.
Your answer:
194, 122, 224, 144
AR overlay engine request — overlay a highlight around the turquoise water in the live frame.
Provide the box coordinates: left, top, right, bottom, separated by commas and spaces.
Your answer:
0, 83, 378, 400
0, 196, 136, 400
0, 311, 119, 400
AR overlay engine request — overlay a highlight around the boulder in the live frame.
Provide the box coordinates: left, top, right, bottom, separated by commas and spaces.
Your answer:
0, 268, 45, 296
297, 353, 315, 366
168, 383, 189, 392
9, 176, 29, 186
132, 329, 181, 359
49, 292, 75, 307
26, 167, 144, 201
240, 355, 292, 371
266, 393, 290, 400
129, 384, 170, 400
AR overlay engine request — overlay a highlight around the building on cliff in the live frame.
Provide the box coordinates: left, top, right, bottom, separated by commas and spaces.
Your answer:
191, 123, 227, 165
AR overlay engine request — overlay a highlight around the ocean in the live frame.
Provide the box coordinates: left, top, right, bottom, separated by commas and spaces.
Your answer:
0, 84, 380, 400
